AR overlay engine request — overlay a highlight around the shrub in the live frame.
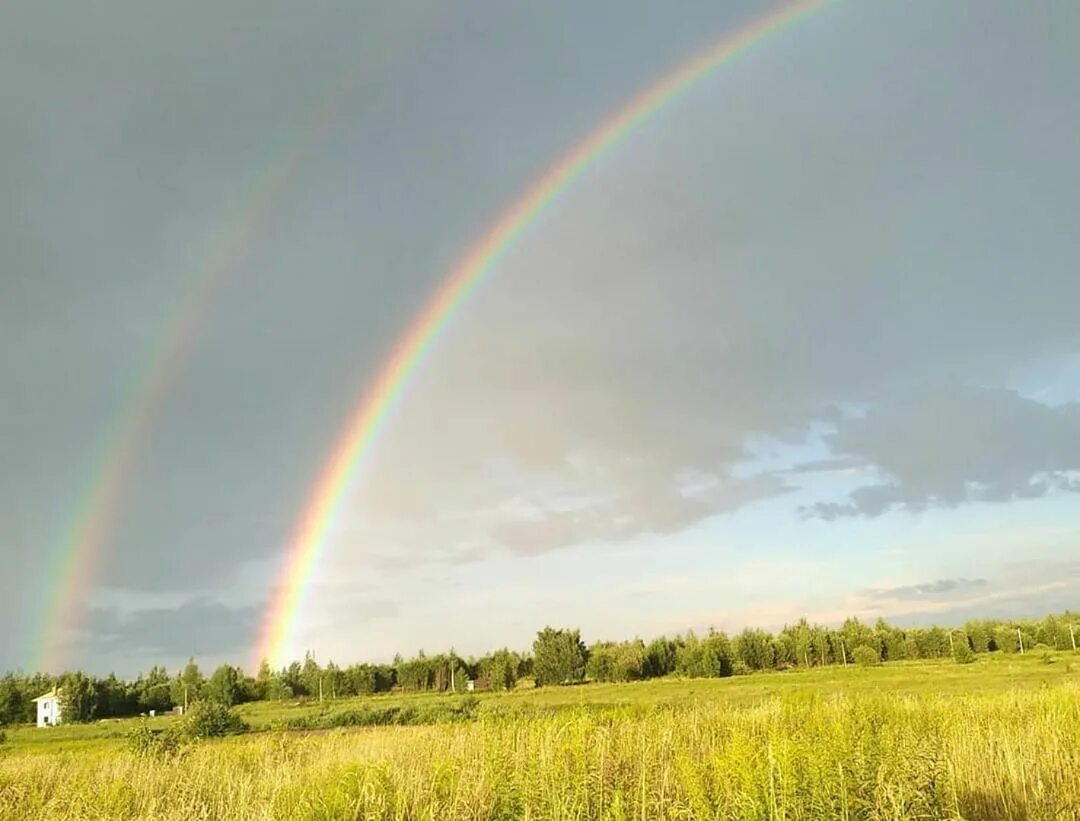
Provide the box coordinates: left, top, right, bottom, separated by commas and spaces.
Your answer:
181, 700, 248, 739
275, 697, 480, 731
953, 644, 975, 664
852, 645, 880, 666
126, 723, 184, 759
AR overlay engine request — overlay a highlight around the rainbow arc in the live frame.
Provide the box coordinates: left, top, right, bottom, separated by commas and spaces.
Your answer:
256, 0, 837, 669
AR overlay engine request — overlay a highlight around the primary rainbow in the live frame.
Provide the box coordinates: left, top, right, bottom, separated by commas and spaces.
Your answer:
257, 0, 836, 668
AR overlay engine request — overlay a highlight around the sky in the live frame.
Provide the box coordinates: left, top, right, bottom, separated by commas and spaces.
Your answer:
2, 0, 1079, 677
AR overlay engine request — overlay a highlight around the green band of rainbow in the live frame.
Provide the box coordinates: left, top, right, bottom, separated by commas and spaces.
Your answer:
256, 0, 835, 668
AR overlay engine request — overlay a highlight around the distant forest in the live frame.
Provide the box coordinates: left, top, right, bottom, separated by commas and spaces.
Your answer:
3, 611, 1076, 726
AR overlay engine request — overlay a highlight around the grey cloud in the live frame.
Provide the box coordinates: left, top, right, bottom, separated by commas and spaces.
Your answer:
327, 598, 399, 622
4, 0, 1080, 672
81, 598, 260, 661
803, 388, 1080, 518
326, 0, 1080, 562
783, 456, 867, 475
489, 474, 787, 556
863, 578, 987, 601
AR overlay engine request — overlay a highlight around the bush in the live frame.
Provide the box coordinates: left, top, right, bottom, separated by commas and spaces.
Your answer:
127, 723, 185, 759
852, 645, 880, 666
273, 697, 480, 732
953, 643, 975, 664
181, 700, 248, 739
731, 660, 752, 677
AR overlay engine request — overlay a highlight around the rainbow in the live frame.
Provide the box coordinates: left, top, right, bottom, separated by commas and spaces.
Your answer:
32, 71, 359, 674
256, 0, 837, 668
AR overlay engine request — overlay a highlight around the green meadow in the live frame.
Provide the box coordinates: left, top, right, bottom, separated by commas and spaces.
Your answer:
2, 652, 1079, 820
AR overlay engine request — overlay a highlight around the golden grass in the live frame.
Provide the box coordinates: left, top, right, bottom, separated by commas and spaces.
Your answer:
2, 682, 1078, 820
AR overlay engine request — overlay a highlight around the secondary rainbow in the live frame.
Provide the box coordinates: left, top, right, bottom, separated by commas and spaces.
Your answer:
257, 0, 836, 668
33, 71, 357, 674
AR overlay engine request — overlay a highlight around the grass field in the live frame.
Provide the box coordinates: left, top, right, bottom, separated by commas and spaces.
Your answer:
2, 653, 1078, 819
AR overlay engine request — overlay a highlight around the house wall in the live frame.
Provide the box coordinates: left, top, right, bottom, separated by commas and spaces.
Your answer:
36, 697, 61, 727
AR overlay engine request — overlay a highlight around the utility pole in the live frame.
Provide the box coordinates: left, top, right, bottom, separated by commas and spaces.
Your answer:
1017, 628, 1025, 655
840, 640, 848, 665
1071, 624, 1077, 653
450, 662, 456, 693
183, 683, 188, 713
319, 677, 323, 703
948, 631, 955, 655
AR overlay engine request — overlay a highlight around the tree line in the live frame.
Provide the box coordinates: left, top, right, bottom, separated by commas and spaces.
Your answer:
2, 610, 1076, 725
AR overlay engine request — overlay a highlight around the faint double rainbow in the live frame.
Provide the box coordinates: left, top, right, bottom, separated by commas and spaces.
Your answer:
33, 133, 323, 673
256, 0, 837, 668
29, 17, 431, 672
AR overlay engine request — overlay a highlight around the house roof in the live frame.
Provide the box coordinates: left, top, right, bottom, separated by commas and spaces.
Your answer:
32, 688, 61, 702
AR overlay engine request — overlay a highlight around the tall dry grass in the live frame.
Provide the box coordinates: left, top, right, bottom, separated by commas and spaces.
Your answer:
2, 685, 1077, 819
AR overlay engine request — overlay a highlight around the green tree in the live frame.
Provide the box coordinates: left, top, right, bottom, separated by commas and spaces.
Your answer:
486, 649, 521, 692
874, 619, 906, 662
993, 626, 1019, 653
396, 651, 435, 691
345, 664, 376, 695
300, 652, 322, 698
965, 621, 991, 654
0, 675, 28, 726
282, 661, 304, 696
587, 643, 612, 681
254, 660, 273, 700
93, 673, 132, 717
532, 627, 587, 686
206, 665, 242, 706
135, 666, 173, 713
644, 637, 678, 677
323, 661, 346, 699
882, 629, 908, 662
771, 632, 796, 668
59, 672, 96, 723
170, 658, 204, 708
734, 628, 774, 671
788, 619, 813, 667
841, 618, 876, 660
675, 630, 733, 678
852, 644, 880, 666
265, 677, 293, 701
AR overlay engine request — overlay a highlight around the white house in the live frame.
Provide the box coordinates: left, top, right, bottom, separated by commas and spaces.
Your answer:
32, 689, 62, 727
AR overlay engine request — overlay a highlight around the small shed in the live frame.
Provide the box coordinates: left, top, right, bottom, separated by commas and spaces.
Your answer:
33, 689, 63, 727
